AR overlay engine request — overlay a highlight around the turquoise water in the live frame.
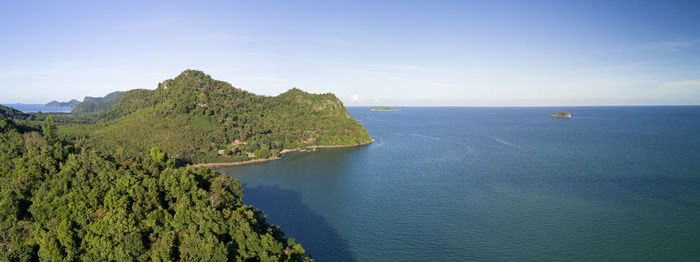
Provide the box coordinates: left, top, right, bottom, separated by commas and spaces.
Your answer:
216, 107, 700, 261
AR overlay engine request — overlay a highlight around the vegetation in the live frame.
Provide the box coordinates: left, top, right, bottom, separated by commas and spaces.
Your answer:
0, 106, 28, 120
370, 106, 399, 111
0, 114, 312, 261
550, 112, 572, 118
72, 91, 125, 115
46, 99, 81, 108
62, 70, 372, 164
0, 69, 369, 261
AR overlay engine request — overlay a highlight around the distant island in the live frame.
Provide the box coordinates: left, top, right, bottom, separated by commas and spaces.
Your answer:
371, 106, 400, 111
46, 99, 81, 107
551, 112, 572, 118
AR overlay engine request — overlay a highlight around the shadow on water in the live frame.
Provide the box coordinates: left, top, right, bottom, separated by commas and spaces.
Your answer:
243, 184, 357, 262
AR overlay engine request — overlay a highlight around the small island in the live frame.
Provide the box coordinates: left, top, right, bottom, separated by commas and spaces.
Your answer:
551, 112, 572, 118
371, 106, 400, 111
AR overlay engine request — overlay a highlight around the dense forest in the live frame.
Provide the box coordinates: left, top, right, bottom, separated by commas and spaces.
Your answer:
0, 70, 371, 261
0, 113, 311, 261
61, 70, 372, 164
0, 106, 28, 120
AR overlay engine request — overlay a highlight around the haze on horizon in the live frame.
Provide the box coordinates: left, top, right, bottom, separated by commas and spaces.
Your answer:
1, 0, 700, 106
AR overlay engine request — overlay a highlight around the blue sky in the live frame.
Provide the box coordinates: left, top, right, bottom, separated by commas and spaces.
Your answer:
1, 0, 699, 105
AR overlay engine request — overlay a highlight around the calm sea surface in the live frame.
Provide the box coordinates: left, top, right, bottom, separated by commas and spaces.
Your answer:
216, 107, 700, 261
2, 104, 72, 113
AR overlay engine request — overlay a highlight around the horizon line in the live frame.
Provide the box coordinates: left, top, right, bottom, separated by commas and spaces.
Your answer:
4, 102, 700, 108
346, 104, 700, 107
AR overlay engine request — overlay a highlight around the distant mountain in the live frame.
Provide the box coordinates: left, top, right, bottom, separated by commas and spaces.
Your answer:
46, 99, 81, 107
72, 91, 125, 114
65, 70, 372, 164
83, 91, 125, 103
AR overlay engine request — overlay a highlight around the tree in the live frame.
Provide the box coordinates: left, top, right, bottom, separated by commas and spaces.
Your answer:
42, 115, 58, 144
0, 117, 312, 261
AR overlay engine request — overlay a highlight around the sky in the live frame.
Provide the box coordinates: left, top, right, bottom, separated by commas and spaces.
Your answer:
1, 0, 700, 106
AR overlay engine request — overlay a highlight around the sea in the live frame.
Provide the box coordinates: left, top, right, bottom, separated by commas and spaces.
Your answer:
1, 104, 73, 113
216, 107, 699, 261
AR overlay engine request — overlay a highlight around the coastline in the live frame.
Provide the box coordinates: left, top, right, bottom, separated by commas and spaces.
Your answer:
190, 139, 374, 168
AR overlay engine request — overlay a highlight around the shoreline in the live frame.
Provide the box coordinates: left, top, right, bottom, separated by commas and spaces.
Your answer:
190, 139, 374, 168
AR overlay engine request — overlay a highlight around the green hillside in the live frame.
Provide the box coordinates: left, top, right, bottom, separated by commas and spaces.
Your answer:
0, 115, 310, 261
71, 91, 125, 114
64, 70, 372, 164
0, 105, 28, 120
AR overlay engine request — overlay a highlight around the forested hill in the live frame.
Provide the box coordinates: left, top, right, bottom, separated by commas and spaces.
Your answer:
65, 70, 372, 164
0, 114, 311, 261
71, 91, 125, 114
0, 105, 28, 120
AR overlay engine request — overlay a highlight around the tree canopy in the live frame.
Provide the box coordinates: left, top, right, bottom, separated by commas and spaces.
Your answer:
62, 70, 372, 165
0, 70, 371, 261
0, 114, 312, 261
